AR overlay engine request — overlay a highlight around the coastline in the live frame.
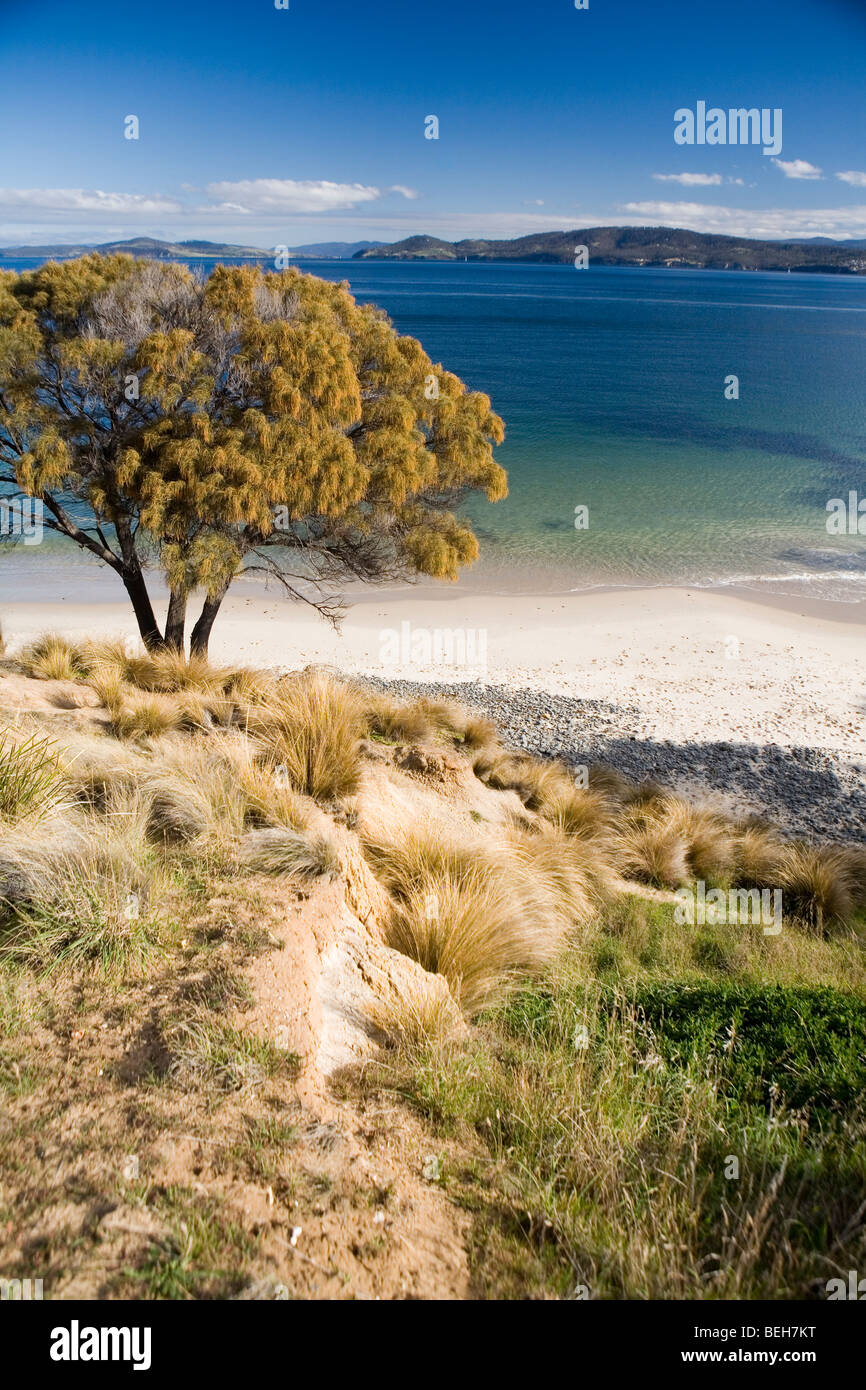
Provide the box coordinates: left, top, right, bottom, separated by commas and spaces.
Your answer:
4, 579, 864, 840
3, 580, 863, 748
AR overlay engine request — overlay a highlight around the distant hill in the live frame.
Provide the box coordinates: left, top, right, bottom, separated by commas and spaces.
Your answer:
0, 237, 270, 261
784, 236, 866, 248
354, 226, 866, 274
0, 236, 384, 264
288, 241, 384, 259
4, 230, 865, 274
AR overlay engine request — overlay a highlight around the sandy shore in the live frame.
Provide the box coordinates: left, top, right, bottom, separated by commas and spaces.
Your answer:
4, 583, 864, 759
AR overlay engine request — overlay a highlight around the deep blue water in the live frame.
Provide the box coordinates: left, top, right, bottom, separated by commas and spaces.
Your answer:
4, 255, 866, 600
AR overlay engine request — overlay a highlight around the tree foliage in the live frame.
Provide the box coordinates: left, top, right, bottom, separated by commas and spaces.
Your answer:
0, 255, 506, 653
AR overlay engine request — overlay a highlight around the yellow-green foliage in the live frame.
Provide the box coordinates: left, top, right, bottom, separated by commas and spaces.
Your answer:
0, 256, 508, 655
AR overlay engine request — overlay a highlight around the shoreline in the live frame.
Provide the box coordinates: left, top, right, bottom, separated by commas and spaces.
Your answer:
3, 581, 863, 743
3, 582, 864, 841
2, 554, 865, 625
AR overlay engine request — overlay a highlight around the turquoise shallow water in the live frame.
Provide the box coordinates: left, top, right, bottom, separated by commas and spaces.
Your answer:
3, 256, 866, 602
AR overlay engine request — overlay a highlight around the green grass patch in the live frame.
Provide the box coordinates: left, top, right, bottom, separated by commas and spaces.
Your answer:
123, 1186, 254, 1300
383, 967, 866, 1298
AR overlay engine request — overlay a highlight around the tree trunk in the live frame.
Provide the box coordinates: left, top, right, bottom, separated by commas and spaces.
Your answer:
164, 589, 188, 652
189, 583, 231, 658
120, 565, 166, 652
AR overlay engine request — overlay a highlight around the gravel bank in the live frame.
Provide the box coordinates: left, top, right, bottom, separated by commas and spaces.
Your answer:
364, 677, 866, 844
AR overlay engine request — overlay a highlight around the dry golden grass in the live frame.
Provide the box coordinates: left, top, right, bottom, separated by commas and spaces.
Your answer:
248, 670, 365, 800
613, 795, 737, 889
364, 981, 464, 1049
20, 633, 91, 682
363, 691, 433, 744
363, 820, 605, 1013
616, 814, 690, 888
82, 639, 264, 700
109, 692, 185, 740
658, 798, 735, 882
57, 732, 144, 809
542, 783, 617, 846
237, 826, 338, 879
0, 800, 167, 977
732, 822, 787, 887
777, 842, 861, 934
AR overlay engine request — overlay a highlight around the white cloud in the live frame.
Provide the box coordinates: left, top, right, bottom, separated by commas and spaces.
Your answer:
771, 159, 823, 180
4, 179, 866, 249
0, 188, 182, 215
388, 185, 419, 199
621, 199, 866, 239
653, 173, 723, 186
204, 179, 382, 213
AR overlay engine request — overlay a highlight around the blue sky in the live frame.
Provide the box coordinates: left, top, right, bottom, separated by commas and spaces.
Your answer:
1, 0, 865, 245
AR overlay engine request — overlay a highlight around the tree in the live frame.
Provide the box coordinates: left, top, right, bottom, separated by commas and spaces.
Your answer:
0, 255, 506, 656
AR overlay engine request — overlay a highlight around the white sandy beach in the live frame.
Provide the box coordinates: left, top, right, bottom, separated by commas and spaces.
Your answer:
4, 583, 864, 764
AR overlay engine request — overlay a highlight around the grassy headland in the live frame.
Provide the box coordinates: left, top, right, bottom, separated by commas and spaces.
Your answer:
0, 629, 863, 1299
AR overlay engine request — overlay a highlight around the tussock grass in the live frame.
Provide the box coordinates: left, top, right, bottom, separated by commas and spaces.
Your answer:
58, 733, 143, 810
616, 815, 690, 888
472, 748, 563, 808
778, 842, 862, 934
415, 697, 498, 750
364, 692, 433, 744
109, 692, 185, 741
615, 795, 736, 889
663, 799, 735, 882
365, 984, 463, 1049
541, 784, 616, 846
360, 689, 499, 752
0, 808, 166, 977
83, 639, 267, 700
732, 822, 786, 887
363, 822, 604, 1012
20, 633, 92, 681
0, 728, 69, 824
249, 670, 364, 800
143, 735, 311, 854
237, 826, 338, 879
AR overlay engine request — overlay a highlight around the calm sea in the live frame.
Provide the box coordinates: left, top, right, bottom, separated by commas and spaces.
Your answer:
3, 256, 866, 602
